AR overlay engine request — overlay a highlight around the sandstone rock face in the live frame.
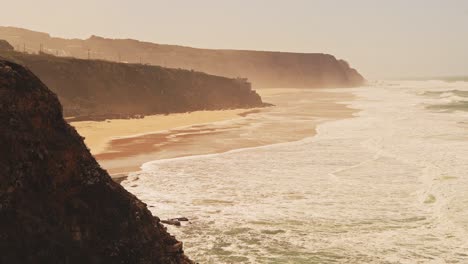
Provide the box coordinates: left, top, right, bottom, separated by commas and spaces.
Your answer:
0, 59, 192, 263
0, 26, 365, 88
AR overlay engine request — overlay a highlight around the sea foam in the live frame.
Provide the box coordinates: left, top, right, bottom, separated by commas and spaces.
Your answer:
123, 82, 468, 263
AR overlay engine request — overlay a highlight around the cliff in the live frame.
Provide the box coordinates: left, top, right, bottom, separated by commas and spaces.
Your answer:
0, 46, 266, 120
0, 26, 365, 88
0, 59, 192, 263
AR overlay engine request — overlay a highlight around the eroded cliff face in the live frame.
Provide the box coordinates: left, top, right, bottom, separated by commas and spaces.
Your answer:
0, 59, 192, 263
0, 48, 266, 120
0, 26, 365, 88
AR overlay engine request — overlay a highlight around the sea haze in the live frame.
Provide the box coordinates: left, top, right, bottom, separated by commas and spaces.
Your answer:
123, 81, 468, 263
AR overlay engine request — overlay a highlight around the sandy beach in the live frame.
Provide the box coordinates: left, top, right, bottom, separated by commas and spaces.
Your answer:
72, 89, 356, 177
72, 109, 249, 155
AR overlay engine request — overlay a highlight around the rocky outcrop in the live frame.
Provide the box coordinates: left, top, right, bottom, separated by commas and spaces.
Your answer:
0, 59, 192, 263
1, 47, 267, 120
0, 40, 14, 51
0, 26, 365, 88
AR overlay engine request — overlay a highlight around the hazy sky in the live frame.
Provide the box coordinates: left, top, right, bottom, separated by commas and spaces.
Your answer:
1, 0, 468, 79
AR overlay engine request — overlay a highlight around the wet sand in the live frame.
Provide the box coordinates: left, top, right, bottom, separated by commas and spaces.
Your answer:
72, 89, 356, 178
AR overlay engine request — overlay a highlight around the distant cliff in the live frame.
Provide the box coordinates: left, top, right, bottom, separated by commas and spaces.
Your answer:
0, 26, 365, 88
0, 45, 266, 120
0, 59, 192, 263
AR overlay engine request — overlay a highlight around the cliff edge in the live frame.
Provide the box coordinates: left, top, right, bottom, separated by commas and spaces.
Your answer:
0, 26, 365, 88
0, 47, 266, 120
0, 59, 192, 263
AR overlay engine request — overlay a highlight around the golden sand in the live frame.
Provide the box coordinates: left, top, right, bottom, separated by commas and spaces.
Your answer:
71, 109, 249, 155
72, 88, 355, 176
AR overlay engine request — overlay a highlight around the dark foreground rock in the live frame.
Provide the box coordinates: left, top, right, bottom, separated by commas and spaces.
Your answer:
162, 220, 182, 227
0, 59, 192, 263
161, 217, 190, 227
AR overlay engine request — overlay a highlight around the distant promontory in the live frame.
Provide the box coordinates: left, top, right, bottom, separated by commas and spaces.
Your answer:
0, 26, 365, 88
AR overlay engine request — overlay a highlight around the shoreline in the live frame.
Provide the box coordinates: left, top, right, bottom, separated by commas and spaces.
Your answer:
71, 108, 254, 155
72, 88, 357, 179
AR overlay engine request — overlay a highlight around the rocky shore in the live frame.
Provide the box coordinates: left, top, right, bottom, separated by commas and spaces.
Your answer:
0, 59, 192, 263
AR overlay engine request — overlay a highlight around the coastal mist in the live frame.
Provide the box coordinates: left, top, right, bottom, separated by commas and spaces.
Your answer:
3, 2, 468, 263
123, 81, 468, 263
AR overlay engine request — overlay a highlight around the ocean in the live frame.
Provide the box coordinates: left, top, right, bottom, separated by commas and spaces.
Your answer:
122, 81, 468, 263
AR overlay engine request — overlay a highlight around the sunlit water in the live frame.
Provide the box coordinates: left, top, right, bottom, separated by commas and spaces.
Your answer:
123, 81, 468, 263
